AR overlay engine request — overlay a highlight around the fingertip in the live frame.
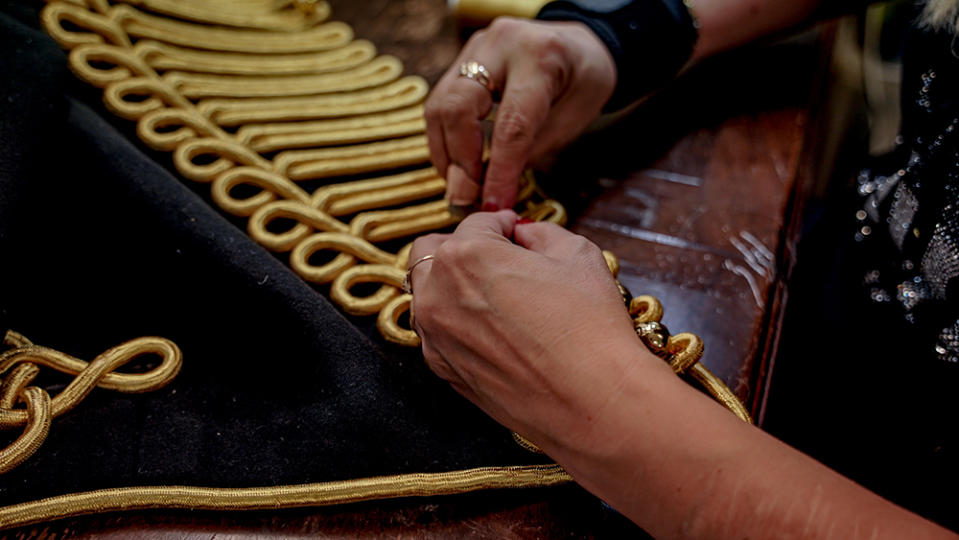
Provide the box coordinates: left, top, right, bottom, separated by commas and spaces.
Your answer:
445, 163, 482, 207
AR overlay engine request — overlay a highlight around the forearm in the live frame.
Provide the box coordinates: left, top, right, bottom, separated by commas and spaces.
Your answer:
538, 342, 956, 538
688, 0, 825, 61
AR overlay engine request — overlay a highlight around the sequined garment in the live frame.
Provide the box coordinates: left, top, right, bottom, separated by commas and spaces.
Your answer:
855, 21, 959, 363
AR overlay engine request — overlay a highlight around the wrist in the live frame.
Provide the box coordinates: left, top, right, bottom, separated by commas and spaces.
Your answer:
536, 0, 698, 111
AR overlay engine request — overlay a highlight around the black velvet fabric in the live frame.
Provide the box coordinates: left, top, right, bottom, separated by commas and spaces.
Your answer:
0, 2, 548, 506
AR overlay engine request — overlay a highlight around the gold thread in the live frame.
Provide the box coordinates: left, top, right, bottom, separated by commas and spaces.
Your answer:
274, 135, 431, 181
0, 387, 51, 474
40, 0, 570, 347
0, 331, 182, 473
0, 337, 183, 426
134, 39, 377, 76
163, 55, 404, 99
378, 294, 419, 346
115, 0, 331, 31
237, 106, 426, 152
330, 264, 405, 316
0, 464, 572, 530
197, 77, 430, 126
248, 200, 349, 252
111, 4, 353, 53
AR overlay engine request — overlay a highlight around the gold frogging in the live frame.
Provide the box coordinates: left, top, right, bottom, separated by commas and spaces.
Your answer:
0, 330, 182, 473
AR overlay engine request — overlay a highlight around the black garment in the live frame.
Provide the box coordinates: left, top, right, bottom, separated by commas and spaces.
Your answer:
0, 2, 552, 507
765, 8, 959, 531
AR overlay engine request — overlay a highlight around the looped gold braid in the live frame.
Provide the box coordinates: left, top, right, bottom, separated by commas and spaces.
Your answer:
626, 293, 752, 424
273, 135, 431, 181
0, 330, 182, 473
378, 294, 417, 346
211, 167, 312, 217
237, 105, 425, 152
291, 232, 397, 284
116, 0, 331, 31
197, 77, 430, 126
312, 167, 442, 214
41, 2, 130, 48
173, 137, 271, 183
249, 200, 348, 251
40, 0, 570, 345
109, 4, 353, 53
330, 264, 406, 316
133, 39, 377, 77
69, 43, 153, 86
138, 108, 223, 151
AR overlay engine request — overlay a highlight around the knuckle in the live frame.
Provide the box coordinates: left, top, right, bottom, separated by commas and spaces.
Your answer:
493, 109, 534, 146
569, 234, 599, 256
531, 36, 571, 93
435, 238, 471, 266
487, 17, 521, 37
438, 93, 475, 120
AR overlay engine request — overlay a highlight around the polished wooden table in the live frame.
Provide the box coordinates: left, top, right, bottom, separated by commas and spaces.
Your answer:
11, 1, 833, 537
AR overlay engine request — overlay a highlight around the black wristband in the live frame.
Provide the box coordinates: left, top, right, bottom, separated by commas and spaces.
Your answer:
537, 0, 698, 111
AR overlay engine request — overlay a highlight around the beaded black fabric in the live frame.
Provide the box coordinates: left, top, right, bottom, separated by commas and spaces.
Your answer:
854, 19, 959, 364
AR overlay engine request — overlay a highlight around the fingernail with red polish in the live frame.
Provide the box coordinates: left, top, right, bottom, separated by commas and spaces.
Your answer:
481, 202, 500, 212
516, 218, 534, 225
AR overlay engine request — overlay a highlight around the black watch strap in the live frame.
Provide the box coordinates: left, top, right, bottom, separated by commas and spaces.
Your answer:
537, 0, 698, 111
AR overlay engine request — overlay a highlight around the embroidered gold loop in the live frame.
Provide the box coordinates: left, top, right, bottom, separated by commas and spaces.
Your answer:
0, 386, 51, 474
330, 264, 405, 316
109, 4, 353, 53
163, 55, 404, 100
237, 105, 426, 152
137, 107, 221, 151
520, 199, 567, 226
274, 135, 430, 181
629, 294, 664, 324
0, 331, 182, 473
133, 39, 377, 76
211, 167, 311, 218
102, 76, 191, 120
0, 337, 182, 427
41, 2, 130, 48
351, 200, 459, 244
248, 200, 349, 252
290, 232, 396, 284
378, 294, 418, 347
616, 283, 752, 424
312, 167, 439, 214
69, 43, 153, 86
173, 137, 270, 183
40, 0, 564, 347
115, 0, 331, 31
195, 76, 429, 126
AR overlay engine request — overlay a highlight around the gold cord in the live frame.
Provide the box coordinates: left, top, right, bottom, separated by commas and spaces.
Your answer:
0, 464, 572, 530
21, 3, 753, 528
627, 292, 752, 424
40, 0, 560, 343
0, 330, 183, 473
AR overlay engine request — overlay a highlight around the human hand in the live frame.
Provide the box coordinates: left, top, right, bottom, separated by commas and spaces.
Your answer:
425, 18, 615, 211
407, 211, 660, 453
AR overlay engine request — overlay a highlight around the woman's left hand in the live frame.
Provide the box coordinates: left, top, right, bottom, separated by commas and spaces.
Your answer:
407, 210, 661, 453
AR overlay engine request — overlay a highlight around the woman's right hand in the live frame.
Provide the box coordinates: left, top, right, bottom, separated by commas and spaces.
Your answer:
425, 17, 616, 211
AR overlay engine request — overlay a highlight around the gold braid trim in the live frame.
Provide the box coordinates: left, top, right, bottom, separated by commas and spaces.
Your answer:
0, 330, 183, 473
627, 293, 753, 425
0, 464, 572, 529
40, 0, 561, 344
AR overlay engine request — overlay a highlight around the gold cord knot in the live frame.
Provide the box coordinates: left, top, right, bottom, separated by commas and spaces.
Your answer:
0, 330, 182, 473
